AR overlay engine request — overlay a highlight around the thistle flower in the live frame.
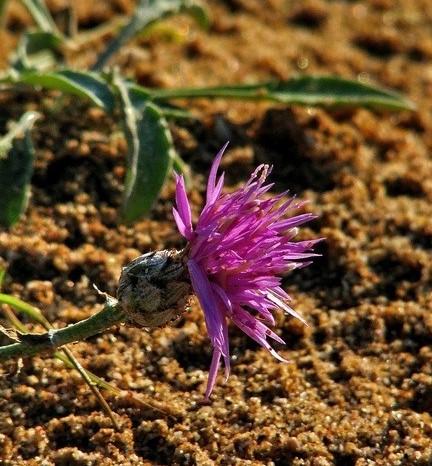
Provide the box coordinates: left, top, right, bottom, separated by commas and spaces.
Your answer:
173, 143, 320, 398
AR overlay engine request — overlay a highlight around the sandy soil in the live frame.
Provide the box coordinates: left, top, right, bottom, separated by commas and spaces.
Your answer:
1, 0, 432, 464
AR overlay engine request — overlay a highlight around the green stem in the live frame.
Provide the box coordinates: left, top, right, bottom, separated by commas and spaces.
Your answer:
2, 306, 115, 391
2, 304, 121, 429
0, 298, 125, 361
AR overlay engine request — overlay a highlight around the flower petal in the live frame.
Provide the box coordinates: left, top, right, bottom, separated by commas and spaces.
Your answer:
222, 321, 230, 382
211, 282, 233, 315
231, 306, 288, 363
207, 172, 225, 207
206, 142, 229, 205
175, 174, 193, 239
172, 208, 190, 239
174, 144, 320, 397
187, 259, 226, 352
266, 291, 308, 326
205, 348, 222, 399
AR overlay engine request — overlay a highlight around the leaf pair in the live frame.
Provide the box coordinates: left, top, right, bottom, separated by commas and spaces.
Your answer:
0, 0, 416, 226
0, 70, 416, 226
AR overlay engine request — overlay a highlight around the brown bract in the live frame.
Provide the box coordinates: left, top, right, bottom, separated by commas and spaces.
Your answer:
117, 249, 192, 328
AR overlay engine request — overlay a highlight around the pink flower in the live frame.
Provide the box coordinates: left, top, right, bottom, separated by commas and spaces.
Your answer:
173, 143, 320, 397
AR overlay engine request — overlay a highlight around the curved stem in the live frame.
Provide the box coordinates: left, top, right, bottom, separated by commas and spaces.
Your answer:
0, 298, 125, 362
2, 305, 121, 429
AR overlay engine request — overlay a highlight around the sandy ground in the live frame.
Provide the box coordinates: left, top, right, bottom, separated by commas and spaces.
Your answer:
1, 0, 432, 464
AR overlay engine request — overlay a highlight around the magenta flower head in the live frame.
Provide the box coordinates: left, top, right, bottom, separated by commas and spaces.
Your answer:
173, 143, 320, 398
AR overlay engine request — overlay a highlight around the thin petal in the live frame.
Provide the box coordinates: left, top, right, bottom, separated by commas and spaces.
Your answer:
211, 282, 233, 315
205, 349, 221, 399
207, 172, 225, 206
211, 283, 231, 380
187, 259, 226, 351
231, 307, 288, 363
172, 208, 189, 239
206, 142, 229, 205
274, 214, 318, 232
175, 174, 193, 239
267, 291, 308, 326
222, 322, 231, 382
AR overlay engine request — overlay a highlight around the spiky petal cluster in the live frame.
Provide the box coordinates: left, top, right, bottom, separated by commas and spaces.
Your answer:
173, 143, 320, 397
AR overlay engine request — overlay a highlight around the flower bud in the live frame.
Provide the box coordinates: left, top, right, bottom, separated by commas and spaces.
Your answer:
117, 249, 192, 327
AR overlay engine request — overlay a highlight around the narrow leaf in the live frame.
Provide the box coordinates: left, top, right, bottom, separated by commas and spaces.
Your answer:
0, 292, 49, 326
20, 0, 61, 36
12, 31, 63, 72
128, 83, 194, 119
92, 0, 209, 71
148, 75, 415, 111
20, 31, 62, 54
4, 70, 115, 111
115, 76, 175, 223
127, 83, 152, 110
0, 112, 39, 227
123, 103, 174, 220
158, 105, 194, 120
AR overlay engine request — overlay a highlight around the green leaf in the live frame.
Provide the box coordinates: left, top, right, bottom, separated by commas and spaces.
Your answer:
158, 104, 195, 120
128, 82, 194, 119
19, 0, 62, 36
12, 31, 63, 71
19, 31, 62, 55
115, 76, 175, 223
148, 75, 416, 111
127, 82, 152, 110
92, 0, 209, 71
0, 292, 49, 326
0, 111, 38, 158
4, 70, 115, 111
0, 112, 39, 227
127, 82, 191, 183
